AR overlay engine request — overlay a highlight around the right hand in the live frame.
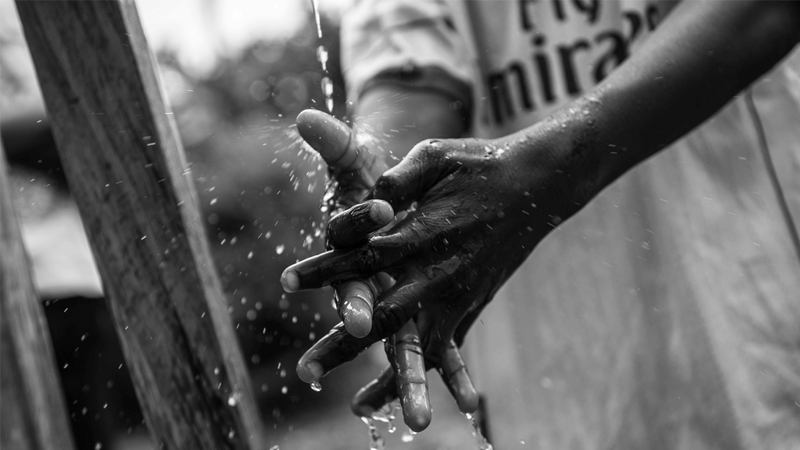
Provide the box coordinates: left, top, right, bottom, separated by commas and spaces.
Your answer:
296, 110, 392, 339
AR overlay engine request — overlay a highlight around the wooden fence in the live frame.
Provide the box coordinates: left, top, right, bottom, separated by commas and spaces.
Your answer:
2, 1, 266, 448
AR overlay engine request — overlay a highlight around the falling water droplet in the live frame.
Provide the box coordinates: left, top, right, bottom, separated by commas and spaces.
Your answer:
317, 47, 329, 71
275, 245, 285, 255
310, 380, 322, 392
361, 417, 386, 450
465, 412, 493, 450
227, 395, 237, 407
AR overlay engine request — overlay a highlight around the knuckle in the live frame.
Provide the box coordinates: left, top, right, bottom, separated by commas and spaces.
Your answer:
353, 245, 380, 275
372, 302, 410, 338
373, 173, 399, 197
413, 139, 446, 162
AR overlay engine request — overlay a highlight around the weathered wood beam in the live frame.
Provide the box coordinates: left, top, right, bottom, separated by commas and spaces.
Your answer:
15, 1, 266, 448
0, 146, 76, 450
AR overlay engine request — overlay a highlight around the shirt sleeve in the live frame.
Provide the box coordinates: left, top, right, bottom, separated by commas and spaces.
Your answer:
340, 0, 474, 111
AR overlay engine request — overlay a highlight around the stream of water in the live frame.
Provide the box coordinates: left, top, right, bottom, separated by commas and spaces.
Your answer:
310, 0, 334, 113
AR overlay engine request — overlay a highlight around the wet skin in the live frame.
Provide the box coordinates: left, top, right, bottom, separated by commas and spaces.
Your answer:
293, 110, 500, 429
287, 110, 572, 430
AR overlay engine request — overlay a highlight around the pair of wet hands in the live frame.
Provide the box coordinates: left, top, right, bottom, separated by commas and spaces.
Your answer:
281, 110, 560, 431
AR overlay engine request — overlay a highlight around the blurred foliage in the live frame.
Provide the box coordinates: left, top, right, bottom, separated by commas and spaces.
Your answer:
158, 10, 351, 418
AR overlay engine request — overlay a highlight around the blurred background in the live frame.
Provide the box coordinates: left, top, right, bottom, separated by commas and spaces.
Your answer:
0, 0, 476, 449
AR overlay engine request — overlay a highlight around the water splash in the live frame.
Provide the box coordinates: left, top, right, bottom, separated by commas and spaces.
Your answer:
361, 417, 386, 450
465, 413, 493, 450
371, 401, 399, 434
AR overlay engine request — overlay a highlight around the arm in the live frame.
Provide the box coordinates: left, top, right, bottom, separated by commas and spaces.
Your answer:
355, 84, 467, 161
521, 0, 800, 215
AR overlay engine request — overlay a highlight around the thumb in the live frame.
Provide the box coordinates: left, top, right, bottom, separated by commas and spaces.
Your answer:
367, 139, 451, 212
296, 109, 367, 172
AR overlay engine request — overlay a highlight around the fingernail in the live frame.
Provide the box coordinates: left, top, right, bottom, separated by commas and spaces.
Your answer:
369, 200, 394, 226
296, 110, 350, 160
296, 360, 324, 384
280, 269, 299, 292
402, 383, 432, 432
343, 296, 372, 338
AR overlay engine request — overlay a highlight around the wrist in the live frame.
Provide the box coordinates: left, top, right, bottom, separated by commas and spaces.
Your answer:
499, 96, 612, 218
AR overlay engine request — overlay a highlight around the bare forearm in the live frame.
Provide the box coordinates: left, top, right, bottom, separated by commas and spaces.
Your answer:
508, 0, 800, 209
354, 86, 468, 164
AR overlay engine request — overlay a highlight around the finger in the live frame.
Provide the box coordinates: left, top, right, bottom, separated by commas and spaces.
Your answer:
387, 320, 431, 432
351, 366, 398, 418
367, 139, 452, 212
439, 341, 479, 414
280, 242, 407, 292
327, 200, 394, 249
335, 272, 395, 338
296, 276, 426, 382
351, 342, 479, 419
297, 109, 366, 171
296, 322, 354, 384
335, 279, 377, 338
411, 294, 479, 414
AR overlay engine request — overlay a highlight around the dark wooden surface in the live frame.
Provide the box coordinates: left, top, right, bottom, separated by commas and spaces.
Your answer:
15, 1, 266, 448
0, 147, 76, 450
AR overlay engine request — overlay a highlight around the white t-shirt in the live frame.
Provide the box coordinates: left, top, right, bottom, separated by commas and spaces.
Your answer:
342, 0, 673, 138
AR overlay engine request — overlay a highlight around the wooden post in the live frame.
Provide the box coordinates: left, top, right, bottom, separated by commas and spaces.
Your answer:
0, 146, 76, 450
15, 1, 266, 448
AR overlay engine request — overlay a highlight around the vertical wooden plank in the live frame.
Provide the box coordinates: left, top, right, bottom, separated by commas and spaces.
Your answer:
14, 1, 266, 449
0, 147, 76, 450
